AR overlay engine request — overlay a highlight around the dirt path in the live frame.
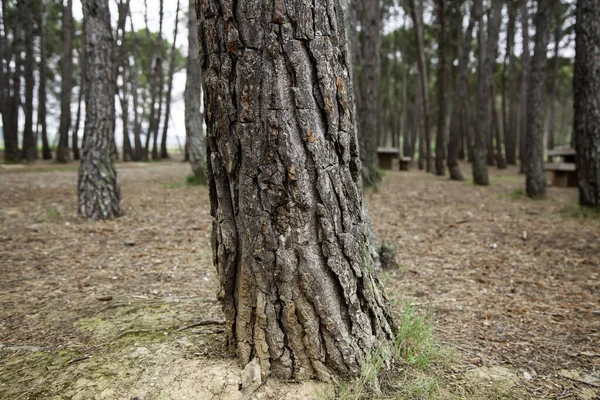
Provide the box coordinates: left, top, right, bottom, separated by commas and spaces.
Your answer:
0, 161, 598, 399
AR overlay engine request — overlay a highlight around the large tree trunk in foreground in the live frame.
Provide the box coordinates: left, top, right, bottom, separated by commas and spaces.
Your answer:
78, 0, 121, 220
525, 0, 551, 198
198, 0, 395, 380
185, 0, 206, 183
357, 0, 381, 187
448, 0, 481, 181
57, 0, 75, 163
519, 0, 531, 173
574, 0, 600, 207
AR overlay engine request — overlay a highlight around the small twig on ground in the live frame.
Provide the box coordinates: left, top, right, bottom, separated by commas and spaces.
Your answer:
177, 320, 226, 332
67, 355, 91, 364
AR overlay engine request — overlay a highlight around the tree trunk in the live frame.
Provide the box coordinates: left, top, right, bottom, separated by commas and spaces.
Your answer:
128, 18, 143, 161
574, 0, 600, 207
21, 0, 36, 162
151, 0, 165, 161
409, 0, 432, 173
519, 0, 531, 173
198, 0, 396, 380
115, 0, 132, 161
505, 2, 518, 165
160, 0, 181, 159
448, 0, 481, 181
78, 0, 121, 219
185, 0, 206, 182
473, 1, 498, 186
547, 9, 561, 159
3, 0, 22, 163
525, 0, 551, 198
357, 0, 381, 187
435, 0, 446, 176
492, 82, 506, 168
37, 0, 52, 160
57, 0, 74, 163
73, 49, 85, 161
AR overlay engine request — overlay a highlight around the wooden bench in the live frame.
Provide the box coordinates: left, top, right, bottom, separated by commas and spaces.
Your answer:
544, 148, 577, 187
377, 147, 399, 170
399, 156, 412, 171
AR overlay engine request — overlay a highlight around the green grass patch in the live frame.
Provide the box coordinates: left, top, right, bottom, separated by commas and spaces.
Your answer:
35, 206, 62, 223
503, 188, 527, 200
186, 173, 207, 186
329, 305, 452, 400
559, 203, 600, 219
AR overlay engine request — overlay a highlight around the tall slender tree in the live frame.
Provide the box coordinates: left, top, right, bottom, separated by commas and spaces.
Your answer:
357, 0, 382, 187
573, 0, 600, 207
151, 0, 165, 160
3, 0, 23, 163
22, 0, 36, 162
73, 49, 84, 161
37, 0, 52, 160
197, 0, 395, 380
525, 0, 552, 198
160, 0, 180, 159
57, 0, 75, 163
78, 0, 121, 219
519, 0, 531, 172
435, 0, 447, 176
546, 2, 564, 157
505, 1, 519, 165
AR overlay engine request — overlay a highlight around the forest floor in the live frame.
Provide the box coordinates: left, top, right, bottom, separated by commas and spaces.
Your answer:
0, 158, 598, 399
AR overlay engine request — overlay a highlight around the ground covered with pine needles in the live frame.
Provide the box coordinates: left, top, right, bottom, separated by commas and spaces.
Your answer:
0, 158, 598, 399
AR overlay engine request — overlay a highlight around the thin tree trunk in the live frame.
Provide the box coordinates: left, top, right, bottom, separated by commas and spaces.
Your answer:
142, 0, 155, 161
198, 0, 396, 380
357, 0, 381, 187
448, 0, 481, 180
127, 14, 143, 161
525, 0, 552, 198
73, 49, 84, 161
519, 0, 531, 173
78, 0, 121, 219
573, 0, 599, 207
435, 0, 447, 176
160, 0, 180, 159
22, 0, 36, 162
547, 10, 561, 159
3, 0, 22, 163
409, 0, 432, 173
116, 0, 132, 161
492, 82, 506, 168
37, 0, 51, 160
57, 0, 74, 163
506, 2, 518, 165
185, 0, 206, 182
151, 0, 165, 160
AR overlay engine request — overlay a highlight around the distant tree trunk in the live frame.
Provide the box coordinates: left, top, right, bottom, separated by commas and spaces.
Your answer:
78, 0, 121, 219
73, 49, 84, 161
115, 0, 132, 161
505, 2, 518, 165
547, 10, 561, 159
525, 0, 551, 198
448, 0, 480, 180
160, 0, 180, 159
484, 0, 503, 169
22, 0, 36, 162
57, 0, 74, 163
151, 0, 165, 161
573, 0, 599, 207
357, 0, 381, 187
128, 18, 143, 161
519, 0, 531, 173
435, 0, 447, 176
3, 0, 22, 163
185, 0, 206, 182
142, 0, 155, 161
492, 82, 506, 168
198, 0, 396, 380
37, 0, 52, 160
409, 0, 432, 172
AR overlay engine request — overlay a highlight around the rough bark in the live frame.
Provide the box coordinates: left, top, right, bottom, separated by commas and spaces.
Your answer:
57, 0, 75, 163
448, 0, 480, 181
357, 0, 381, 187
519, 0, 531, 173
3, 0, 22, 163
573, 0, 600, 207
185, 0, 206, 183
409, 0, 432, 173
198, 0, 396, 380
505, 2, 518, 165
160, 0, 181, 159
547, 8, 562, 159
21, 0, 36, 162
78, 0, 121, 220
435, 0, 446, 176
525, 0, 551, 198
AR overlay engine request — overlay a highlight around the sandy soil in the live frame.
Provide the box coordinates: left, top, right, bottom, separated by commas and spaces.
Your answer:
0, 159, 598, 399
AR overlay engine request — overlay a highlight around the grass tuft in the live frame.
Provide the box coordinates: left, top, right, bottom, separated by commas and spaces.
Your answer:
186, 173, 207, 186
503, 188, 527, 199
559, 203, 600, 219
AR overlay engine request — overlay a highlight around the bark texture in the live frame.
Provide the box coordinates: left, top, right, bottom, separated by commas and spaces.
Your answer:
37, 1, 52, 161
505, 2, 518, 165
57, 0, 75, 163
185, 0, 207, 183
198, 0, 395, 380
448, 0, 480, 181
574, 0, 600, 207
547, 9, 562, 158
78, 0, 121, 220
357, 0, 381, 187
22, 0, 36, 162
435, 0, 446, 176
519, 0, 530, 172
525, 0, 551, 199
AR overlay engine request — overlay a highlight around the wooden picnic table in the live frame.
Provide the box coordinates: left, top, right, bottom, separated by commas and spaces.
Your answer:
377, 147, 399, 170
544, 147, 577, 187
